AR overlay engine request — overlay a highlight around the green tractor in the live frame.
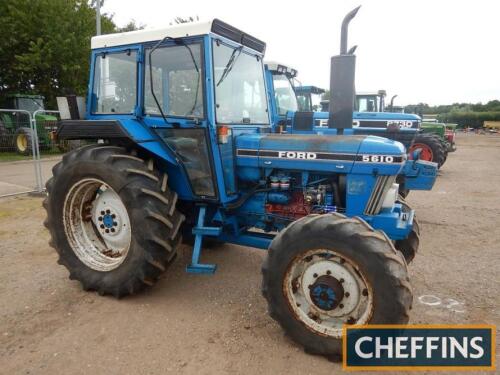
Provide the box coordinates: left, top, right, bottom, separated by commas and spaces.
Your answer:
421, 121, 457, 153
0, 94, 58, 155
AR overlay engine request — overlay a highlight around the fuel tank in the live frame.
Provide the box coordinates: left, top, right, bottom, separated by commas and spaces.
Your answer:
235, 133, 406, 181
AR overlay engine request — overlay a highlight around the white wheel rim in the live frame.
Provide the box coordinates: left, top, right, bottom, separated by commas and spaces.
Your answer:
63, 178, 132, 272
284, 249, 373, 338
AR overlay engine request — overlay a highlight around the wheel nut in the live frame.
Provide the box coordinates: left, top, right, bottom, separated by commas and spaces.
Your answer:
345, 292, 350, 298
106, 209, 110, 214
113, 222, 118, 226
105, 229, 109, 233
112, 214, 116, 219
313, 273, 318, 278
98, 216, 103, 221
326, 270, 331, 275
100, 210, 105, 215
111, 228, 115, 233
100, 224, 105, 229
339, 304, 344, 309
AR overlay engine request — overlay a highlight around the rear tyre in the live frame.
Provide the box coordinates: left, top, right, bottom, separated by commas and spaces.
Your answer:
43, 144, 185, 297
262, 213, 412, 358
14, 127, 34, 155
409, 133, 446, 168
394, 196, 420, 264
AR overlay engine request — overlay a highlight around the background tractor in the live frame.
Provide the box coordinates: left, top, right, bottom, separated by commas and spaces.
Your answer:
267, 68, 448, 168
265, 64, 438, 197
360, 90, 457, 160
0, 94, 58, 154
44, 10, 437, 359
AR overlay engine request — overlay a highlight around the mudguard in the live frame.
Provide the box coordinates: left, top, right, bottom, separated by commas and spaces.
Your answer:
402, 159, 438, 190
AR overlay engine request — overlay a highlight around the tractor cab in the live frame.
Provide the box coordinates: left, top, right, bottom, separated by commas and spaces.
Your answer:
355, 90, 386, 112
294, 86, 325, 112
6, 94, 46, 114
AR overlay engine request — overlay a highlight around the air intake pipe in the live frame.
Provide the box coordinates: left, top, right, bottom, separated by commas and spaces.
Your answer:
328, 6, 360, 134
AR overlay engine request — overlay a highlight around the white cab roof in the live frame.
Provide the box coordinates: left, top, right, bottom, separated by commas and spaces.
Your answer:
91, 20, 214, 49
265, 61, 297, 72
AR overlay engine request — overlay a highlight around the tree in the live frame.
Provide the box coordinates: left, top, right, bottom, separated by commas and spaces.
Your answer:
0, 0, 140, 108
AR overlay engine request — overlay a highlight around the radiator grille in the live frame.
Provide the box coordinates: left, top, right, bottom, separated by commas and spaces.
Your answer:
364, 175, 395, 215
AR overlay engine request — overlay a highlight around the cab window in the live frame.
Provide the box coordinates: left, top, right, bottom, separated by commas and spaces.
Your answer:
92, 51, 137, 114
144, 43, 204, 118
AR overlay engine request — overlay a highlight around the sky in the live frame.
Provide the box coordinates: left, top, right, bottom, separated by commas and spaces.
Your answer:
101, 0, 499, 106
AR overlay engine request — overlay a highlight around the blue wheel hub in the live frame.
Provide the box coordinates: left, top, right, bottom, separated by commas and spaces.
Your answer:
309, 275, 344, 311
97, 209, 118, 234
103, 214, 114, 228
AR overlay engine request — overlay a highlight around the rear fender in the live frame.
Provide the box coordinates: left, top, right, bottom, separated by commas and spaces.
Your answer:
57, 118, 178, 165
56, 118, 200, 199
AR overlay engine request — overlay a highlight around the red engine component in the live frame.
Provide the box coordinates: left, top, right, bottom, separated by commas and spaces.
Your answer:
445, 129, 455, 143
265, 192, 311, 220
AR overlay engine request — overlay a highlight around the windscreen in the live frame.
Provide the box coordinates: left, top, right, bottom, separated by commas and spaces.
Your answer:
17, 98, 45, 114
356, 95, 379, 112
272, 74, 299, 115
213, 41, 269, 125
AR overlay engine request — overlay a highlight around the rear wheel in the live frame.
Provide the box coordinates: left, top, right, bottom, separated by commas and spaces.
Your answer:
409, 133, 446, 168
43, 144, 184, 297
262, 213, 412, 359
14, 127, 34, 155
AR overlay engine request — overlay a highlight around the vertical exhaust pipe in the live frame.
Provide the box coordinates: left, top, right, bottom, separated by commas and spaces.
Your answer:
328, 6, 361, 134
389, 94, 398, 112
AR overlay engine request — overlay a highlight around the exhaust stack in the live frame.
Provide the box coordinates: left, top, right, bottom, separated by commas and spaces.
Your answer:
328, 6, 361, 133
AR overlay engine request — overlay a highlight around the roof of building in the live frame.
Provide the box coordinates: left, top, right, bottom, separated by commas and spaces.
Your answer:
91, 19, 266, 53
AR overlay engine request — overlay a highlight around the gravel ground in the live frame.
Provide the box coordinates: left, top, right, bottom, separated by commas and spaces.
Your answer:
0, 133, 499, 374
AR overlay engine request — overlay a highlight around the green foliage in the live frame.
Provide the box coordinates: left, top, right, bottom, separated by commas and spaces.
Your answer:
405, 101, 500, 116
437, 111, 500, 129
0, 0, 139, 108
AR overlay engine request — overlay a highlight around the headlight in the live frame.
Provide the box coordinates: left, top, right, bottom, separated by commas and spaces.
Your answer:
381, 183, 399, 210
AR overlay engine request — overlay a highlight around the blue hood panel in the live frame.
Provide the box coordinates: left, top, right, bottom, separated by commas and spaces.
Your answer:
309, 111, 420, 121
235, 133, 405, 175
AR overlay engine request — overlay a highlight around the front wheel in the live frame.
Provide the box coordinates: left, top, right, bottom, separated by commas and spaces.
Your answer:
14, 127, 34, 155
262, 213, 412, 358
43, 145, 185, 297
394, 196, 420, 264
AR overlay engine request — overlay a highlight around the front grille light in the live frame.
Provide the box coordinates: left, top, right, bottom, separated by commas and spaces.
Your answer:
364, 175, 396, 215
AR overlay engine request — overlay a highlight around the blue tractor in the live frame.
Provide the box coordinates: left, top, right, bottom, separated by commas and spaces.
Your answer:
266, 69, 447, 168
44, 10, 436, 358
266, 63, 441, 198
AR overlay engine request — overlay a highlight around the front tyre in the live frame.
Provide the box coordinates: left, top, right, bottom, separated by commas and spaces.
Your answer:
262, 213, 412, 358
43, 145, 184, 297
14, 127, 34, 155
394, 196, 420, 264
